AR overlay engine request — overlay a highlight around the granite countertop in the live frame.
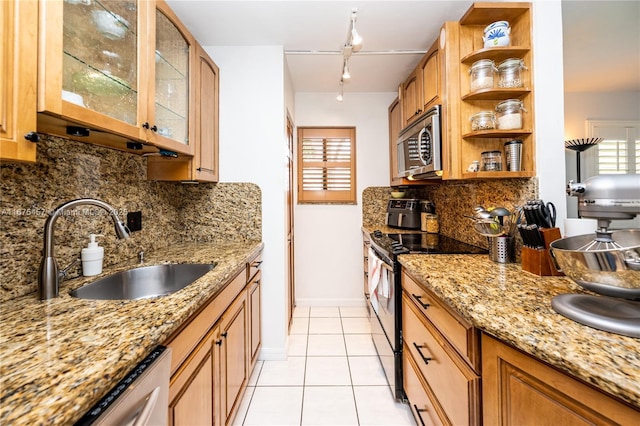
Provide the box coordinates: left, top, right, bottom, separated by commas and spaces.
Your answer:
398, 253, 640, 409
0, 240, 264, 425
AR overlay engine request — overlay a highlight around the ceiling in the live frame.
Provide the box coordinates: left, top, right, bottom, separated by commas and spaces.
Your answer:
166, 1, 640, 94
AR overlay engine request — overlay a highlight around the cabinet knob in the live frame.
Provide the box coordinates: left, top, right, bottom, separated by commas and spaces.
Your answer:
142, 122, 158, 132
215, 339, 222, 346
24, 132, 40, 143
221, 332, 228, 338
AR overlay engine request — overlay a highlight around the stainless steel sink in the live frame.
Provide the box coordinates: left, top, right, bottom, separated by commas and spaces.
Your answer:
70, 263, 216, 300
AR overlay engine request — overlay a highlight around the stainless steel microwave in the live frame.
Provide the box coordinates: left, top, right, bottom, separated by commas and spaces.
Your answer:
397, 105, 442, 179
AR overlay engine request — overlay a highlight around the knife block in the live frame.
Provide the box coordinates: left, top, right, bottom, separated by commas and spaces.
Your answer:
521, 228, 565, 276
521, 247, 552, 276
540, 228, 565, 276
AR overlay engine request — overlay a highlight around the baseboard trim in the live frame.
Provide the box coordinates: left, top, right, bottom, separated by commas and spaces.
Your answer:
294, 298, 366, 307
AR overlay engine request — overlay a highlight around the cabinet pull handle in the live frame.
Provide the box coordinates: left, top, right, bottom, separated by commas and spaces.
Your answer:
221, 332, 228, 338
253, 260, 263, 267
215, 339, 222, 346
413, 405, 427, 426
411, 294, 430, 309
24, 132, 40, 143
413, 342, 432, 365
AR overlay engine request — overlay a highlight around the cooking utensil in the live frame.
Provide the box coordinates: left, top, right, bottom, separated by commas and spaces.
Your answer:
489, 206, 511, 226
549, 229, 640, 299
474, 219, 506, 237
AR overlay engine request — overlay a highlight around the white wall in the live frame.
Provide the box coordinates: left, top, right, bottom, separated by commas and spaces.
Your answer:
294, 92, 396, 306
205, 45, 289, 360
531, 0, 568, 233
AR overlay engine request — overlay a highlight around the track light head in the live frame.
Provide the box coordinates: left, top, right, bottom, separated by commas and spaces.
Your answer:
342, 60, 350, 80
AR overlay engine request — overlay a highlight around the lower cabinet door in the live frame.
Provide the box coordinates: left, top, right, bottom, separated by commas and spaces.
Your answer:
220, 293, 249, 425
482, 333, 640, 426
248, 274, 261, 369
403, 345, 446, 426
169, 326, 219, 425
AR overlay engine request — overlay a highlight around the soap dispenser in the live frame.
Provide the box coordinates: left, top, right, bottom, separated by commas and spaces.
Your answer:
81, 234, 104, 276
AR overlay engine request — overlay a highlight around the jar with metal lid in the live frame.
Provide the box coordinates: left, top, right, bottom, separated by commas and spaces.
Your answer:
469, 59, 496, 91
497, 58, 527, 88
481, 150, 502, 171
470, 111, 496, 131
495, 99, 526, 130
421, 213, 439, 233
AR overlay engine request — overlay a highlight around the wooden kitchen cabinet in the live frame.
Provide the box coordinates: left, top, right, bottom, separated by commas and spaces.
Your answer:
165, 249, 263, 426
401, 69, 422, 127
419, 39, 439, 112
0, 0, 38, 163
482, 333, 640, 425
37, 0, 195, 155
388, 97, 404, 186
454, 3, 536, 179
147, 43, 220, 182
247, 253, 262, 370
402, 270, 481, 426
169, 324, 219, 425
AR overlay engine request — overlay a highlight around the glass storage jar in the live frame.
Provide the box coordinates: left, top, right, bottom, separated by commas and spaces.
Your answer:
497, 58, 527, 88
495, 99, 526, 130
469, 59, 496, 91
470, 111, 496, 131
481, 150, 502, 171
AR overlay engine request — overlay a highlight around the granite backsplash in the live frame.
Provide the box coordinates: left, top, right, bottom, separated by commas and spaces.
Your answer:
0, 135, 261, 301
363, 179, 538, 249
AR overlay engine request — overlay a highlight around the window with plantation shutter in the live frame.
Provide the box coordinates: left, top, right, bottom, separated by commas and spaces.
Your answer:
297, 127, 356, 204
585, 120, 640, 176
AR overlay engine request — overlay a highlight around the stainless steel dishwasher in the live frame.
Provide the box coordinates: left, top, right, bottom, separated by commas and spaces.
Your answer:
75, 346, 172, 426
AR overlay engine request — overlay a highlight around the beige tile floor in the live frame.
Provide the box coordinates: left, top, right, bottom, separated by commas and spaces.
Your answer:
233, 306, 415, 426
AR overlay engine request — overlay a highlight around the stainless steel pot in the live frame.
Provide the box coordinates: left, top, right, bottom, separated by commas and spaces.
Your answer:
549, 229, 640, 299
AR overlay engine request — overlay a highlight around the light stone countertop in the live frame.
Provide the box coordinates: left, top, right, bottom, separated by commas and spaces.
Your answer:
398, 253, 640, 409
0, 241, 264, 425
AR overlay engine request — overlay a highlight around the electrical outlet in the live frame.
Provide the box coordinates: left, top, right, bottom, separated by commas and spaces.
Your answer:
127, 211, 142, 232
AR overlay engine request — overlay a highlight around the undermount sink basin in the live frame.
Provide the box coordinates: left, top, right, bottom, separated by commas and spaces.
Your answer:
70, 263, 216, 300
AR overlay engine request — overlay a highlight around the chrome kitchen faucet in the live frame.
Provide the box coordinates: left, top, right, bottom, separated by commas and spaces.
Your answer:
38, 198, 130, 300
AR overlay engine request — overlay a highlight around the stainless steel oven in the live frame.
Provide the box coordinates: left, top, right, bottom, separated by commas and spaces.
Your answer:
368, 232, 406, 401
397, 105, 442, 180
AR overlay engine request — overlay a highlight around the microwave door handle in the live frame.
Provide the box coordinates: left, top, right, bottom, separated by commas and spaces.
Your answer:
417, 127, 428, 165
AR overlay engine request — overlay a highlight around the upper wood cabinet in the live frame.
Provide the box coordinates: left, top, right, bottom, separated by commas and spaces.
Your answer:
454, 3, 536, 179
147, 43, 220, 182
419, 39, 440, 112
37, 0, 195, 155
400, 70, 421, 127
0, 0, 38, 163
388, 97, 404, 186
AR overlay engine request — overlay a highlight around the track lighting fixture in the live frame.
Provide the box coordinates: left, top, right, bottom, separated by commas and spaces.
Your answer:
350, 9, 362, 47
336, 8, 362, 101
342, 59, 351, 80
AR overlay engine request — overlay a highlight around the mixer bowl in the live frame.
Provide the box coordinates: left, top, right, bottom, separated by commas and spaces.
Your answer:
549, 229, 640, 299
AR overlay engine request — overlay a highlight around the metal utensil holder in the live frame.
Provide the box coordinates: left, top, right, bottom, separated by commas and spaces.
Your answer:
488, 236, 515, 263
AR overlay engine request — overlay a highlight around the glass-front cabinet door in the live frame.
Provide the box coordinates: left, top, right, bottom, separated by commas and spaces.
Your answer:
149, 4, 192, 153
38, 0, 194, 155
38, 0, 142, 142
63, 0, 138, 125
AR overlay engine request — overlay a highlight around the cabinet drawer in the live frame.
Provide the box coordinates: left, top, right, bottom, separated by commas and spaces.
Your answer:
403, 346, 446, 426
402, 293, 481, 426
402, 270, 480, 370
